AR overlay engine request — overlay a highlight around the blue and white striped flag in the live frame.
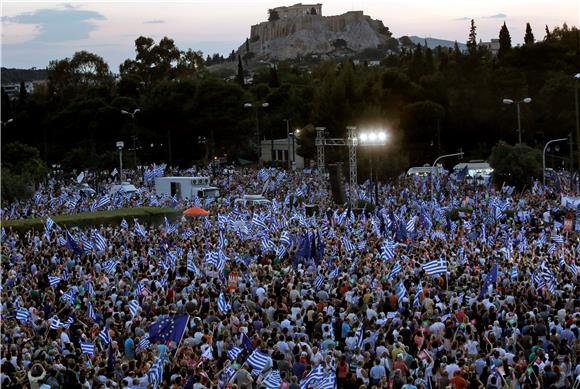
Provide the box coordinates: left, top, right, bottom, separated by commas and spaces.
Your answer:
97, 195, 111, 209
320, 371, 336, 389
569, 261, 577, 277
246, 349, 271, 374
300, 365, 324, 389
354, 322, 364, 349
98, 327, 111, 345
341, 237, 355, 252
120, 218, 129, 229
422, 258, 447, 277
134, 221, 147, 239
395, 281, 407, 307
182, 229, 194, 240
48, 276, 61, 287
279, 230, 292, 246
381, 240, 396, 261
387, 261, 402, 280
16, 308, 30, 323
217, 292, 231, 314
147, 353, 165, 389
92, 230, 107, 251
413, 280, 423, 307
103, 260, 117, 275
87, 302, 97, 321
128, 300, 140, 317
511, 266, 518, 280
80, 341, 95, 356
262, 370, 282, 389
136, 334, 150, 353
227, 346, 243, 361
551, 234, 564, 244
81, 236, 93, 253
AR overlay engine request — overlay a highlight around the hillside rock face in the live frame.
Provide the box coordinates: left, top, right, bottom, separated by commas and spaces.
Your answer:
239, 11, 392, 60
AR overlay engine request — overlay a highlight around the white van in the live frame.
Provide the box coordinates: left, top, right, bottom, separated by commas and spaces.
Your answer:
154, 176, 220, 200
406, 165, 447, 177
453, 161, 493, 177
109, 182, 138, 195
234, 194, 271, 206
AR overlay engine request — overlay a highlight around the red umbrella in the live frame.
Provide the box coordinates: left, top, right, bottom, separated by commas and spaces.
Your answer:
182, 207, 209, 217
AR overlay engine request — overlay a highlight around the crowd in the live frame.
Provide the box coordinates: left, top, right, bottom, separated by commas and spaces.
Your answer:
1, 166, 579, 389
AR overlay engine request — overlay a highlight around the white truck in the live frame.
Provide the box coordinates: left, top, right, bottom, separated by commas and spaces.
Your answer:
154, 176, 220, 200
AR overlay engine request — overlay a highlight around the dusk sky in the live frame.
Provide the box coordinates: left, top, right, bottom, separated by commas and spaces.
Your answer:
2, 0, 578, 70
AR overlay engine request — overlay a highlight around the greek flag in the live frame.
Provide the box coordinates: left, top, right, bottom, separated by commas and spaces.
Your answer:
300, 365, 324, 389
246, 349, 271, 374
314, 275, 324, 290
354, 322, 364, 349
120, 218, 129, 229
217, 292, 231, 314
280, 230, 292, 246
569, 261, 577, 277
406, 216, 416, 233
99, 327, 111, 345
262, 370, 282, 389
61, 290, 75, 305
182, 229, 194, 240
551, 234, 564, 244
547, 244, 556, 255
187, 253, 200, 276
92, 230, 107, 251
87, 302, 97, 321
16, 308, 30, 323
387, 261, 402, 280
413, 280, 423, 307
395, 281, 407, 307
103, 260, 117, 275
201, 346, 213, 360
97, 195, 111, 209
136, 334, 150, 353
559, 256, 566, 269
49, 317, 64, 330
129, 300, 140, 317
341, 237, 355, 252
328, 267, 340, 280
81, 236, 93, 252
252, 214, 268, 230
511, 266, 518, 280
422, 258, 447, 277
80, 341, 95, 356
320, 372, 336, 389
218, 230, 227, 249
381, 240, 396, 261
134, 221, 147, 239
45, 217, 55, 231
48, 276, 61, 287
85, 281, 95, 297
227, 346, 243, 361
147, 353, 165, 389
163, 217, 177, 234
260, 237, 276, 253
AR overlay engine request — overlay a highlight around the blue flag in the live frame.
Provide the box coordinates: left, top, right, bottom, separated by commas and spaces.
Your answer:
65, 231, 83, 256
148, 315, 189, 345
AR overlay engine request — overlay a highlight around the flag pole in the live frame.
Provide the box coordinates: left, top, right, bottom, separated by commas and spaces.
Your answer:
173, 315, 190, 358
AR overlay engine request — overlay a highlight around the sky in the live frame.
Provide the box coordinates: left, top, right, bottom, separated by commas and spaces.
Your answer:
1, 0, 578, 71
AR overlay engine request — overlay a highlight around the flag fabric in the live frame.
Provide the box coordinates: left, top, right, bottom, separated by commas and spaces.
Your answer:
80, 341, 95, 357
262, 370, 282, 389
92, 230, 107, 251
48, 276, 61, 287
300, 365, 324, 389
354, 322, 364, 349
341, 237, 355, 252
81, 235, 93, 253
246, 349, 271, 374
387, 261, 402, 280
148, 315, 189, 344
120, 218, 129, 229
569, 261, 577, 277
227, 346, 243, 361
422, 258, 447, 277
241, 333, 255, 351
16, 308, 30, 323
217, 293, 231, 314
45, 217, 55, 232
381, 240, 396, 261
99, 327, 111, 345
147, 354, 165, 389
65, 231, 83, 256
134, 221, 147, 239
511, 266, 518, 280
395, 281, 407, 307
87, 302, 97, 321
136, 334, 151, 353
413, 280, 423, 307
128, 300, 140, 317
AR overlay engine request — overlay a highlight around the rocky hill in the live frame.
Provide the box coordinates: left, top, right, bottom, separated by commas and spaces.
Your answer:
238, 10, 395, 61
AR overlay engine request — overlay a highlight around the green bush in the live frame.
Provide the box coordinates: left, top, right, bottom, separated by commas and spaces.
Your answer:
2, 207, 182, 235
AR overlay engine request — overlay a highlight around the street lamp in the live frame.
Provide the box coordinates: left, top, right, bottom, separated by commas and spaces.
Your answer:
288, 128, 301, 169
502, 97, 532, 144
431, 150, 464, 195
543, 137, 568, 186
358, 129, 388, 204
121, 109, 141, 167
1, 118, 14, 127
244, 102, 269, 166
116, 141, 124, 183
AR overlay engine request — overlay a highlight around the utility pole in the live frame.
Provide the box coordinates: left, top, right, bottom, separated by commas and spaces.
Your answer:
285, 119, 291, 169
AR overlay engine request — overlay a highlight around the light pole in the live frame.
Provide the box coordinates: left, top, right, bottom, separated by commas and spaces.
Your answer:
543, 137, 568, 186
244, 102, 269, 166
284, 119, 291, 169
1, 118, 14, 127
121, 109, 140, 167
116, 141, 125, 183
431, 150, 464, 195
358, 130, 388, 205
502, 97, 532, 144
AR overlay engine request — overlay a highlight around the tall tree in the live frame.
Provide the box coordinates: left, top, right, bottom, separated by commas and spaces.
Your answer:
467, 19, 478, 56
524, 22, 535, 45
236, 55, 245, 86
18, 81, 28, 100
498, 22, 512, 58
544, 25, 552, 41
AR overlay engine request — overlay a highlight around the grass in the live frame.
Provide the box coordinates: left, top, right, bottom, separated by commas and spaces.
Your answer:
2, 207, 182, 235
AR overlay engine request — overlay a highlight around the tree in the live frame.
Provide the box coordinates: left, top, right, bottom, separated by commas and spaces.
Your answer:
268, 9, 280, 21
18, 80, 27, 100
467, 19, 478, 56
489, 141, 542, 188
524, 23, 535, 45
245, 38, 250, 53
1, 142, 46, 201
48, 50, 112, 93
498, 22, 511, 58
269, 66, 280, 88
236, 55, 245, 86
544, 25, 552, 41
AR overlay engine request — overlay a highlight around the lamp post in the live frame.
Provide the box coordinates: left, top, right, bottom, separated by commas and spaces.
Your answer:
116, 141, 125, 183
502, 97, 532, 144
284, 119, 291, 169
358, 130, 388, 205
244, 102, 269, 166
431, 150, 464, 196
121, 109, 141, 167
543, 137, 568, 186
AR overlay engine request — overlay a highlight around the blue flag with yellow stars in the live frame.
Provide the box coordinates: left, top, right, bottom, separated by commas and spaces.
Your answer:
148, 315, 189, 345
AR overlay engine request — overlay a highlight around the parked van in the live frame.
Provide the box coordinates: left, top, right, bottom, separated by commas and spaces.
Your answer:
234, 194, 271, 206
154, 176, 220, 200
406, 165, 447, 177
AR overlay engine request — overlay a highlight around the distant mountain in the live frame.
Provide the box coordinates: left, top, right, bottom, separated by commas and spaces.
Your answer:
1, 67, 48, 84
407, 36, 466, 50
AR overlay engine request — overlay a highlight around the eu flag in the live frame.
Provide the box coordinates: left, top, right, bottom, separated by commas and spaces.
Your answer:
66, 231, 83, 256
148, 315, 189, 344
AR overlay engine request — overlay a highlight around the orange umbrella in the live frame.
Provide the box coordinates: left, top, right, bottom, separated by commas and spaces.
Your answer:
183, 207, 209, 217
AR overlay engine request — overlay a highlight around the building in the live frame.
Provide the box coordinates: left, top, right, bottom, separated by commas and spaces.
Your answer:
479, 39, 500, 56
260, 138, 304, 168
1, 81, 45, 100
271, 3, 322, 19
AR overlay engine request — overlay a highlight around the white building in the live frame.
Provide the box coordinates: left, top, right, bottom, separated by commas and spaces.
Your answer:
260, 138, 304, 168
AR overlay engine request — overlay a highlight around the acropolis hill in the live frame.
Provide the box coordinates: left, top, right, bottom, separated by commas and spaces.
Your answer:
236, 3, 394, 61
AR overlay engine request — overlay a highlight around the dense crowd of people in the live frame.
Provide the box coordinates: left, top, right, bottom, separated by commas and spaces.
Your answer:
1, 166, 579, 389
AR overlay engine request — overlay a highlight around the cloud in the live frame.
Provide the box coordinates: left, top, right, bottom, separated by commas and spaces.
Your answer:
452, 17, 471, 21
144, 19, 165, 24
482, 13, 507, 19
2, 6, 106, 42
